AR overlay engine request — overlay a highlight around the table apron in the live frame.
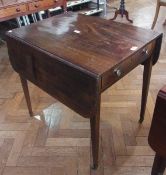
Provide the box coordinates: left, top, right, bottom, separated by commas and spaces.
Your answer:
101, 40, 156, 92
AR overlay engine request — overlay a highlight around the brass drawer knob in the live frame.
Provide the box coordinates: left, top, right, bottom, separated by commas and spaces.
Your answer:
114, 68, 122, 77
16, 8, 21, 12
143, 48, 149, 55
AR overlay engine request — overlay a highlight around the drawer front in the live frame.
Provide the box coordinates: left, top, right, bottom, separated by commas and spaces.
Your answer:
47, 0, 64, 6
28, 1, 44, 11
101, 41, 155, 91
0, 4, 27, 19
28, 0, 63, 11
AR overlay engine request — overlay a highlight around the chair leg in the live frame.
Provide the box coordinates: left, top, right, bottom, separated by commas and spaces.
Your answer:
151, 154, 166, 175
151, 4, 160, 29
164, 19, 166, 25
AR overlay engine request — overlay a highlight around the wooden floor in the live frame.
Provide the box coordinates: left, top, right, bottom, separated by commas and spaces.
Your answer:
0, 0, 166, 174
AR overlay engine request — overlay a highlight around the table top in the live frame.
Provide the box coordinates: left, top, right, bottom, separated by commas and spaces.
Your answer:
7, 12, 161, 76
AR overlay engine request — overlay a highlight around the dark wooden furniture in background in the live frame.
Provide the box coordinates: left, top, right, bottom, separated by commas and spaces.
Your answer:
0, 0, 66, 22
111, 0, 133, 23
151, 0, 166, 29
148, 86, 166, 175
6, 13, 162, 169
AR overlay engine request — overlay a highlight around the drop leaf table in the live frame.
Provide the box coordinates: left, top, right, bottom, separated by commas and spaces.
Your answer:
6, 13, 162, 169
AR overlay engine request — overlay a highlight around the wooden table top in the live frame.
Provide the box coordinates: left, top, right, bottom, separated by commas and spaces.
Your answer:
6, 12, 163, 169
7, 13, 161, 76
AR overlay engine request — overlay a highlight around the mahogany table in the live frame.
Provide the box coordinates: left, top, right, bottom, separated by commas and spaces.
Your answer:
0, 0, 66, 22
148, 86, 166, 175
6, 13, 162, 169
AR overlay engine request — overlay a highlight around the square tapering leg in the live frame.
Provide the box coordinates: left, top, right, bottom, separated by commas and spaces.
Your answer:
19, 74, 33, 117
90, 95, 101, 169
139, 57, 153, 123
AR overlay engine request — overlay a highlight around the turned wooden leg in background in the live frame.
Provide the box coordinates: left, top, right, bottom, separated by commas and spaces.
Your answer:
111, 10, 119, 21
151, 154, 166, 175
124, 10, 133, 23
111, 0, 133, 23
19, 74, 33, 117
139, 57, 153, 123
164, 19, 166, 25
151, 3, 160, 29
111, 9, 133, 23
90, 96, 101, 169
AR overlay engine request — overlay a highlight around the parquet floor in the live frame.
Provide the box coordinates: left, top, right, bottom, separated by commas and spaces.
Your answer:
0, 0, 166, 174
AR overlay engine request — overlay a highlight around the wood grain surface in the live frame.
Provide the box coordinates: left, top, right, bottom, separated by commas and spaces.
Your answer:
6, 12, 162, 168
0, 0, 166, 174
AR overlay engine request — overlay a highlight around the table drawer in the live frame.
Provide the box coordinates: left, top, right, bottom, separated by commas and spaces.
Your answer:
47, 0, 64, 6
0, 4, 27, 19
28, 0, 62, 11
101, 41, 155, 91
28, 1, 44, 11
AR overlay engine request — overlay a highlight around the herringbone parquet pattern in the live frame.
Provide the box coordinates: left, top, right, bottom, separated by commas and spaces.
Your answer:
0, 0, 166, 174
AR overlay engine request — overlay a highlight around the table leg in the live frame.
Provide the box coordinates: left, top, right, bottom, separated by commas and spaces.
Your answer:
90, 97, 101, 169
151, 154, 166, 175
123, 10, 133, 23
111, 0, 133, 23
45, 10, 51, 18
164, 19, 166, 26
97, 0, 100, 10
19, 74, 33, 117
139, 57, 153, 123
16, 17, 22, 27
111, 9, 119, 21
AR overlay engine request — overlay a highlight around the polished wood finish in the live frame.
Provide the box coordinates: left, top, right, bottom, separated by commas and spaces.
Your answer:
151, 0, 166, 29
148, 86, 166, 175
0, 1, 165, 173
6, 13, 162, 168
0, 0, 66, 22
